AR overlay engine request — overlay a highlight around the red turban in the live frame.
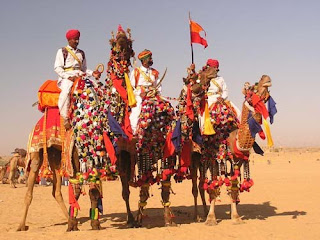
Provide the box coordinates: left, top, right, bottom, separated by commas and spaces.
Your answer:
66, 29, 80, 40
138, 49, 152, 61
207, 59, 219, 68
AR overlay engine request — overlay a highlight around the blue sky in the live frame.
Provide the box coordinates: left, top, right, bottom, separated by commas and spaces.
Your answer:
1, 0, 320, 154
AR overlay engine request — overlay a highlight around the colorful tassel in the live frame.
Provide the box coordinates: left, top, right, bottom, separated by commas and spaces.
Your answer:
124, 72, 137, 107
263, 118, 274, 147
203, 101, 215, 135
90, 208, 99, 220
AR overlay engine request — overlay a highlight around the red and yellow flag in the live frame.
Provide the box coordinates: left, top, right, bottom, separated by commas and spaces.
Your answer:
190, 20, 208, 48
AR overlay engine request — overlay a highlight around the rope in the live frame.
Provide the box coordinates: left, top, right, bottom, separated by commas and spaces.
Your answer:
42, 108, 48, 171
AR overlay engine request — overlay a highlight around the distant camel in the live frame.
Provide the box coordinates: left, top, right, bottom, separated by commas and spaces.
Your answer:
0, 149, 26, 187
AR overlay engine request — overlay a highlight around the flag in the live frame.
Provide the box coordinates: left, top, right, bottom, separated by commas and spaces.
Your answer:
171, 119, 182, 152
253, 142, 264, 156
268, 96, 277, 124
252, 93, 269, 119
190, 20, 208, 48
163, 131, 175, 159
248, 112, 262, 138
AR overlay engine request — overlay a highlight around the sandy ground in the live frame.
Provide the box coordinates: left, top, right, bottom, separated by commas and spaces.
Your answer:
0, 148, 320, 240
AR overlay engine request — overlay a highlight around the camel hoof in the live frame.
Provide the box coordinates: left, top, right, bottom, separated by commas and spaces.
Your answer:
67, 217, 79, 231
165, 222, 178, 227
91, 220, 101, 230
194, 215, 202, 222
17, 225, 28, 231
232, 217, 244, 225
127, 220, 136, 228
205, 218, 218, 226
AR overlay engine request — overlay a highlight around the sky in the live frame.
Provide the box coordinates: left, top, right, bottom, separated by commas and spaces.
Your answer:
0, 0, 320, 155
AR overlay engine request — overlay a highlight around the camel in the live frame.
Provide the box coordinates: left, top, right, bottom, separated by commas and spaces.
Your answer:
0, 149, 27, 187
18, 53, 108, 231
17, 108, 69, 231
203, 74, 273, 225
174, 64, 215, 222
101, 25, 137, 228
8, 149, 27, 187
133, 90, 176, 227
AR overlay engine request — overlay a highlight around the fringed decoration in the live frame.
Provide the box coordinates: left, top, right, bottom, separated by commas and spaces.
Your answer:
59, 116, 66, 176
262, 118, 274, 147
203, 101, 215, 135
68, 184, 80, 210
124, 72, 137, 107
69, 206, 78, 218
40, 108, 52, 177
90, 208, 99, 220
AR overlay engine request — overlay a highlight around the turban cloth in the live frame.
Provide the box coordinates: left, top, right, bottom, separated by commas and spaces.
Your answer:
207, 59, 219, 68
138, 49, 152, 61
66, 29, 80, 40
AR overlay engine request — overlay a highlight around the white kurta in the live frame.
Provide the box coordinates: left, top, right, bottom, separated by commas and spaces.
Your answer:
129, 66, 161, 134
54, 45, 93, 119
200, 76, 240, 130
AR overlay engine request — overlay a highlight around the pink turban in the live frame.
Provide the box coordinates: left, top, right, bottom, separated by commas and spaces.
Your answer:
207, 59, 219, 68
66, 29, 80, 40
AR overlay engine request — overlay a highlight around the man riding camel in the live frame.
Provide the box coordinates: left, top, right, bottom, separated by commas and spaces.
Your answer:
54, 29, 101, 129
200, 59, 240, 130
129, 49, 162, 135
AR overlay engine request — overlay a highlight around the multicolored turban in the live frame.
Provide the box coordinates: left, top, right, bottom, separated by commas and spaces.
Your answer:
66, 29, 80, 40
138, 49, 152, 61
206, 59, 219, 68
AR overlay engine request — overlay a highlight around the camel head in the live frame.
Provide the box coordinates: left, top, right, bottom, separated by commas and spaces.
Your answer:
183, 65, 218, 97
109, 25, 134, 63
242, 75, 272, 102
256, 75, 272, 101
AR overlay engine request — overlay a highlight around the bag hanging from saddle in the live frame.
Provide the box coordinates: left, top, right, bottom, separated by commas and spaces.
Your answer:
37, 80, 61, 112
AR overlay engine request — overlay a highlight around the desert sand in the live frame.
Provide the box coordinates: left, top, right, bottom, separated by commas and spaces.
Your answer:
0, 148, 319, 240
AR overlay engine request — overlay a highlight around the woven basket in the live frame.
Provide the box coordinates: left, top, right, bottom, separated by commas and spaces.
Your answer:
238, 103, 262, 150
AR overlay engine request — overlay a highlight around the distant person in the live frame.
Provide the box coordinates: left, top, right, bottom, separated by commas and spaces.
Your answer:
54, 29, 101, 129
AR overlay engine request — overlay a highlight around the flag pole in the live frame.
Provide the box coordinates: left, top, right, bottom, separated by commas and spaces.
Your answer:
189, 11, 194, 64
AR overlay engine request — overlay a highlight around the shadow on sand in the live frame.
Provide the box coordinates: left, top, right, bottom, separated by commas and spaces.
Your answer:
46, 201, 306, 230
89, 201, 305, 229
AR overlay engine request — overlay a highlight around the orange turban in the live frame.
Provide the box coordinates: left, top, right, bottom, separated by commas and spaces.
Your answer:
138, 49, 152, 61
66, 29, 80, 40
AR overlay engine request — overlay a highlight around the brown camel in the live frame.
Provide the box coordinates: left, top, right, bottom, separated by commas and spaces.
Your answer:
176, 64, 215, 222
102, 26, 136, 228
0, 149, 27, 187
17, 108, 69, 231
18, 68, 106, 231
204, 75, 273, 225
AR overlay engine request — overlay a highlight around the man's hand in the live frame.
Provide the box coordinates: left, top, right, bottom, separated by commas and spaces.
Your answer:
93, 70, 101, 80
68, 76, 77, 82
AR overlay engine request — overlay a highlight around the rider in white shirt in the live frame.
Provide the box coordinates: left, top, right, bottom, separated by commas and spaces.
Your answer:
54, 29, 101, 129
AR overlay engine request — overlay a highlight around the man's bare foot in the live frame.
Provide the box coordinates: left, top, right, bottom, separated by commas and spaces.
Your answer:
64, 119, 72, 130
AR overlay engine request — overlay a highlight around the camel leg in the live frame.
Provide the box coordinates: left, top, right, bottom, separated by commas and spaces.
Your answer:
67, 148, 81, 231
205, 188, 220, 226
161, 180, 177, 227
228, 178, 243, 224
51, 169, 69, 220
198, 169, 208, 217
191, 152, 200, 222
89, 183, 102, 230
9, 156, 18, 188
135, 183, 150, 227
17, 152, 41, 231
67, 183, 81, 231
119, 151, 135, 228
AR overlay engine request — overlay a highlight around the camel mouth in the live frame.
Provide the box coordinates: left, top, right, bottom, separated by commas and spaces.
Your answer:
262, 80, 272, 87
